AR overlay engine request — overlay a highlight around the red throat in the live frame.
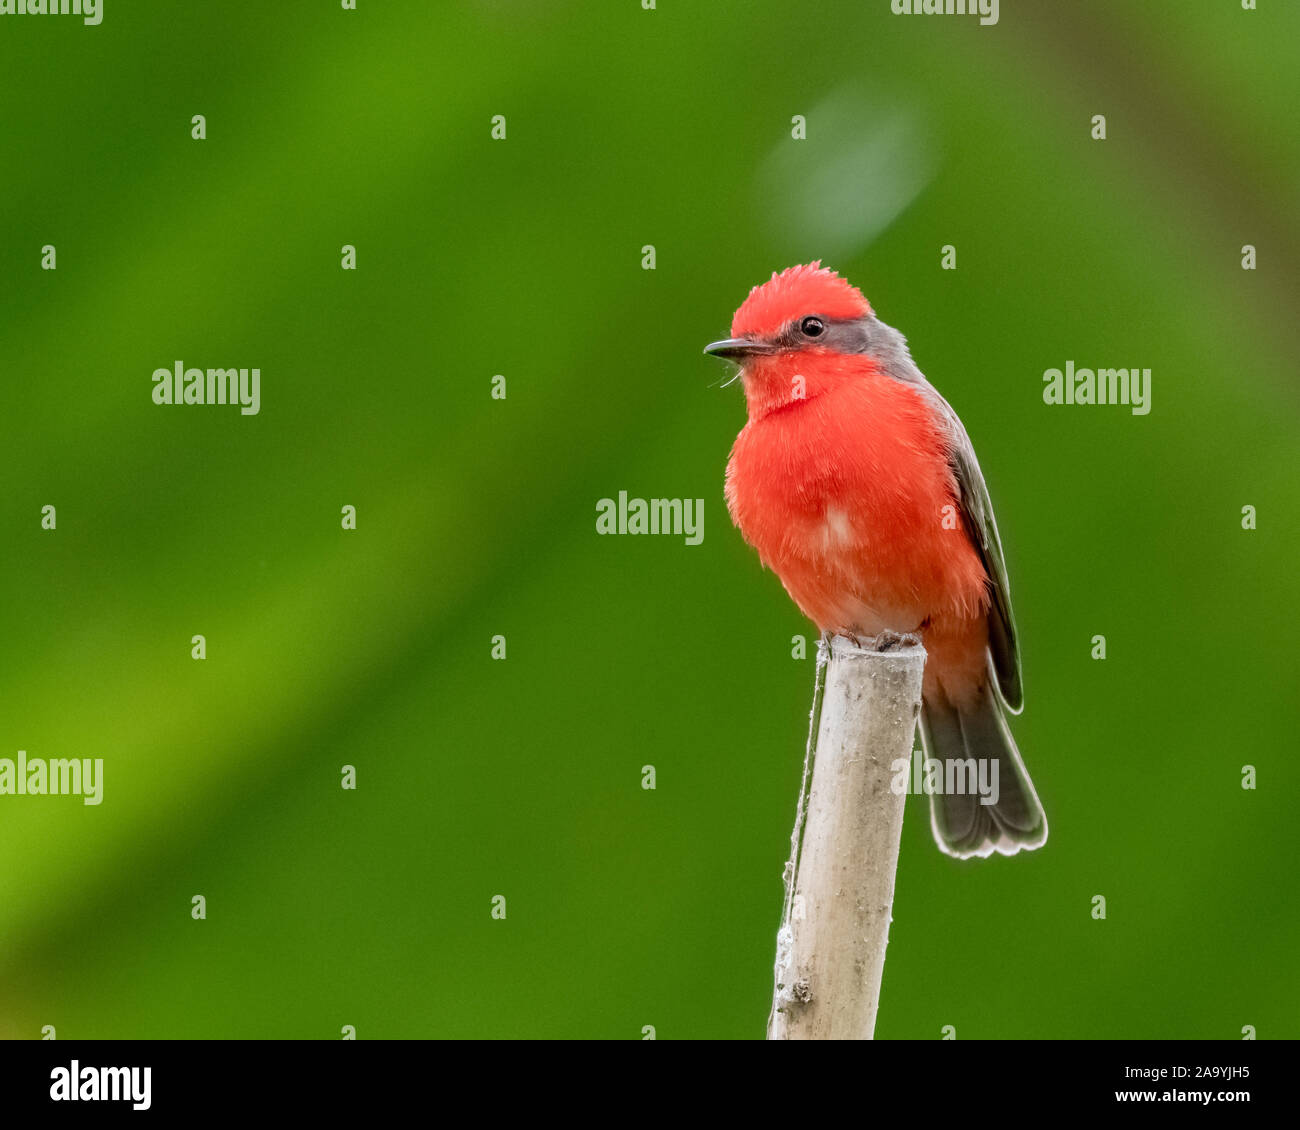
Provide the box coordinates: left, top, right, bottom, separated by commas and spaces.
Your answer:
741, 351, 880, 422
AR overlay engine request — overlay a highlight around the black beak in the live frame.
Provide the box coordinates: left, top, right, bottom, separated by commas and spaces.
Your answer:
703, 337, 775, 360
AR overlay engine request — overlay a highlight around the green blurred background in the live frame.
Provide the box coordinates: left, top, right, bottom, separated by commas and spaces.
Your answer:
1, 1, 1296, 1039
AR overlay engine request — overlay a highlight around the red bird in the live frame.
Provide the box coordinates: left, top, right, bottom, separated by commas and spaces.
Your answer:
708, 262, 1046, 859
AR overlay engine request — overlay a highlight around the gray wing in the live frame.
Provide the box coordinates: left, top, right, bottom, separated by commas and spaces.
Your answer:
854, 316, 1024, 712
932, 398, 1024, 713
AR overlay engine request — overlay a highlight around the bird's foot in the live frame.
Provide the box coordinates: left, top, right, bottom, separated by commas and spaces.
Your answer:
869, 629, 923, 653
874, 629, 904, 652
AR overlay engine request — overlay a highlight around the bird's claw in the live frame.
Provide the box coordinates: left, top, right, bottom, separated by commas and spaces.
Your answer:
841, 629, 923, 652
875, 630, 905, 652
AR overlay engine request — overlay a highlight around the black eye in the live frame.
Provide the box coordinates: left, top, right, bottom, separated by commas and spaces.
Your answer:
800, 316, 825, 338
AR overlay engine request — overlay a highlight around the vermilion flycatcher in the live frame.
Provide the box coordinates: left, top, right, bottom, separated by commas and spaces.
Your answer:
707, 262, 1046, 859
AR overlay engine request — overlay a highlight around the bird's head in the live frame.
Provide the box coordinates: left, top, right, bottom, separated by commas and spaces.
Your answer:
706, 261, 872, 357
705, 263, 893, 417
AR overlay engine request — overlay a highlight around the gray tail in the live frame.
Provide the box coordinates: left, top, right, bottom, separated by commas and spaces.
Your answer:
919, 683, 1047, 859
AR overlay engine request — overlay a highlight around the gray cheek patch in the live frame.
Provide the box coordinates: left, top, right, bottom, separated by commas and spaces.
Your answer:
778, 314, 922, 384
770, 314, 888, 356
762, 313, 932, 398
